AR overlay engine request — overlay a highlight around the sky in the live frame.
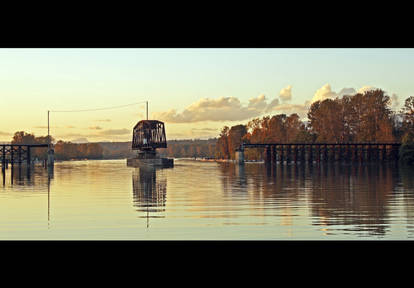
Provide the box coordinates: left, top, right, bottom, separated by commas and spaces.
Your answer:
0, 48, 413, 143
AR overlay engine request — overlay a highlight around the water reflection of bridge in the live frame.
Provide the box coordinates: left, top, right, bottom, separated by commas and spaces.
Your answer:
221, 162, 414, 238
132, 167, 167, 227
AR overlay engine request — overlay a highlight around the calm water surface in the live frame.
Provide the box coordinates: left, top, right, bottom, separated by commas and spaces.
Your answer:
1, 159, 414, 240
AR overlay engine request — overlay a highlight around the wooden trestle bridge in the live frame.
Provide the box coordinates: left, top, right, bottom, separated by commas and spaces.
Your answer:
237, 143, 402, 165
1, 144, 49, 170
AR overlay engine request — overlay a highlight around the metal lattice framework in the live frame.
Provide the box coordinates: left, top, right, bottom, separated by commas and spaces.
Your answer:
132, 120, 167, 151
1, 144, 48, 167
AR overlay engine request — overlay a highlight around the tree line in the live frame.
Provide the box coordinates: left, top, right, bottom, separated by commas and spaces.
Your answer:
8, 133, 219, 160
216, 90, 414, 162
11, 131, 104, 161
158, 139, 216, 158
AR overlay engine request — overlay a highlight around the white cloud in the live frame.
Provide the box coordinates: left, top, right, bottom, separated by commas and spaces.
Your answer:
311, 84, 378, 103
266, 98, 280, 112
153, 84, 396, 127
248, 94, 267, 110
279, 85, 292, 102
152, 96, 264, 123
357, 85, 376, 94
391, 93, 399, 109
311, 84, 337, 103
338, 88, 357, 97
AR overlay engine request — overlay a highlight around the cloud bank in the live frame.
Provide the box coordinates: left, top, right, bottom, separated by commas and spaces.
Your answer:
311, 84, 359, 103
279, 85, 292, 102
152, 96, 266, 123
153, 84, 398, 124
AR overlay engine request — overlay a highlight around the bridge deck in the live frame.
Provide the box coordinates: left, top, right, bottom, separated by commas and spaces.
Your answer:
243, 143, 401, 147
1, 144, 49, 168
237, 142, 402, 164
1, 144, 49, 147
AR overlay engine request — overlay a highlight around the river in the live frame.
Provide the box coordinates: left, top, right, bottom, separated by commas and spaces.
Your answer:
1, 159, 414, 240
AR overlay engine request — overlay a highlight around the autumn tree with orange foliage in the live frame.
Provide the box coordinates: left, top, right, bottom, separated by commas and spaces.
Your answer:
308, 89, 395, 143
216, 89, 406, 160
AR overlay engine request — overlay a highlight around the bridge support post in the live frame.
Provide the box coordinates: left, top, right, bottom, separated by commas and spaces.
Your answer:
299, 145, 305, 163
1, 145, 5, 172
265, 146, 271, 166
10, 147, 14, 169
27, 147, 31, 167
279, 145, 284, 164
18, 146, 22, 167
353, 145, 358, 163
361, 145, 365, 163
271, 146, 276, 165
367, 145, 372, 162
293, 145, 298, 163
47, 148, 55, 168
316, 145, 321, 163
286, 145, 291, 164
382, 144, 387, 162
392, 145, 399, 161
308, 145, 313, 163
235, 148, 244, 165
345, 145, 350, 163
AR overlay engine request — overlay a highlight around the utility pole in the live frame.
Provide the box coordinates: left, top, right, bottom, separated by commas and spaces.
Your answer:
48, 110, 50, 152
146, 101, 148, 120
47, 110, 54, 169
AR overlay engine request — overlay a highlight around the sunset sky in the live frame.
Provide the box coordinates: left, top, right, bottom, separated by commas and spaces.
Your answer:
0, 48, 413, 143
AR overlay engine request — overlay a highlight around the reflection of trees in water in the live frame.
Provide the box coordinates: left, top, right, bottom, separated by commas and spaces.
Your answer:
309, 163, 397, 237
132, 167, 167, 221
2, 165, 51, 187
219, 162, 404, 237
399, 166, 414, 238
219, 162, 306, 207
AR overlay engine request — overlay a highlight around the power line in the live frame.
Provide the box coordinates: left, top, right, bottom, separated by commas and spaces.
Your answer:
47, 100, 148, 149
50, 101, 147, 113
